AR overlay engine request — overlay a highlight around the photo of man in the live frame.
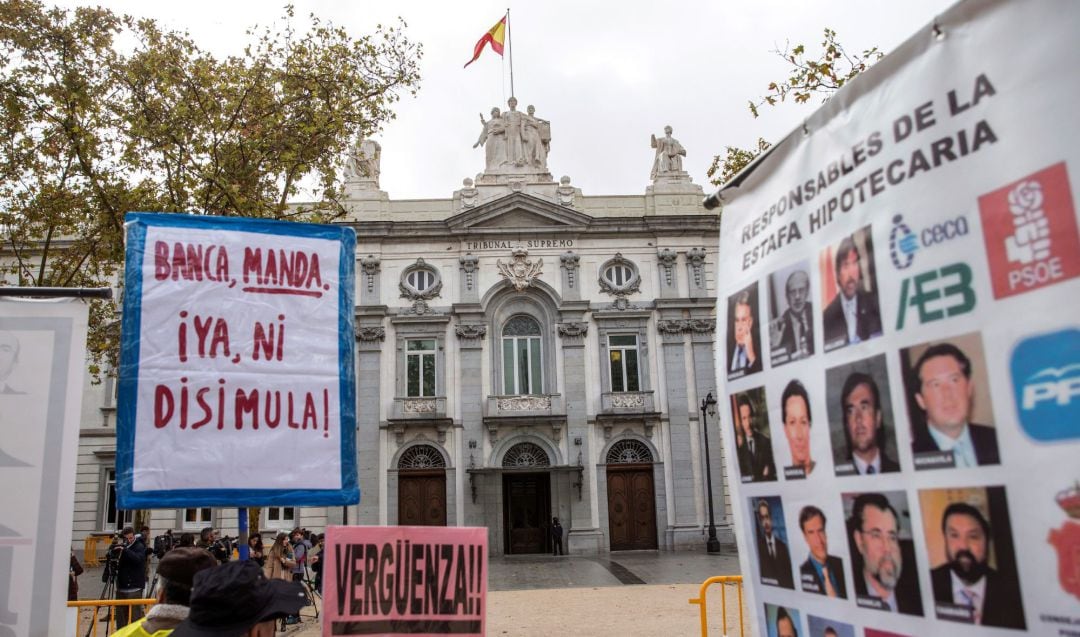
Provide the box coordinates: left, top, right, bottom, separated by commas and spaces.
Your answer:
827, 355, 900, 476
781, 380, 815, 479
901, 335, 1000, 470
844, 491, 923, 616
820, 228, 883, 352
765, 604, 800, 637
918, 486, 1026, 629
731, 388, 776, 483
798, 505, 847, 598
727, 283, 763, 379
768, 263, 814, 366
753, 497, 794, 589
806, 615, 854, 637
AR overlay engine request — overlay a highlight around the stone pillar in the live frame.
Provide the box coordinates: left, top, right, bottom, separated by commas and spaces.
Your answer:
355, 315, 386, 524
558, 320, 602, 553
657, 249, 679, 299
454, 314, 486, 527
359, 255, 381, 306
686, 248, 708, 298
559, 251, 581, 302
459, 254, 479, 304
657, 318, 698, 548
688, 316, 733, 543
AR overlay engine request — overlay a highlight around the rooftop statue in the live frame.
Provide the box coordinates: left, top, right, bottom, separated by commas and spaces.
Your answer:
473, 98, 551, 175
650, 125, 686, 180
344, 136, 381, 187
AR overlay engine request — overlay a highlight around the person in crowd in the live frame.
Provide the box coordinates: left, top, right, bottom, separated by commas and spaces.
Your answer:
69, 551, 84, 601
755, 499, 794, 589
198, 527, 229, 564
263, 532, 295, 582
309, 534, 325, 593
178, 533, 195, 548
247, 534, 265, 567
841, 373, 899, 474
114, 526, 149, 628
551, 517, 564, 556
109, 547, 217, 637
169, 560, 307, 637
798, 506, 847, 598
849, 493, 922, 615
823, 236, 882, 348
910, 343, 1000, 467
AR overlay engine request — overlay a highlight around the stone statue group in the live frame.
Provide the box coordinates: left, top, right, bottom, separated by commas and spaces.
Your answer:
474, 97, 550, 173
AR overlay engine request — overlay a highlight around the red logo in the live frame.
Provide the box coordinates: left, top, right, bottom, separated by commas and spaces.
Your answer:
1048, 521, 1080, 602
978, 162, 1080, 299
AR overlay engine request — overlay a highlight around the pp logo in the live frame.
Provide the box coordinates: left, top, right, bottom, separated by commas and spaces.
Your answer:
979, 162, 1080, 299
1011, 328, 1080, 442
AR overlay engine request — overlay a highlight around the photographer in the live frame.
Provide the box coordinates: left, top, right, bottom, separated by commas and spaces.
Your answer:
152, 529, 175, 559
197, 527, 230, 564
113, 526, 148, 628
108, 547, 217, 637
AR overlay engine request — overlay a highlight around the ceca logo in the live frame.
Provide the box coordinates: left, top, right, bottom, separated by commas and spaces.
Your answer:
888, 213, 969, 270
1011, 328, 1080, 442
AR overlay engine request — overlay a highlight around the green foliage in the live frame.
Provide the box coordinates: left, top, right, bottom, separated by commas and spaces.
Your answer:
0, 0, 421, 380
708, 28, 882, 187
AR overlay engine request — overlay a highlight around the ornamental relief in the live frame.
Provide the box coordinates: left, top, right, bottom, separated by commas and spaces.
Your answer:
402, 398, 437, 414
497, 395, 552, 411
610, 393, 646, 408
355, 326, 386, 341
496, 247, 544, 292
557, 322, 588, 338
455, 324, 488, 339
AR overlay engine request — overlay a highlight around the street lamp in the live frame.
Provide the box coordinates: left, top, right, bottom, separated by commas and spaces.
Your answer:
700, 391, 721, 554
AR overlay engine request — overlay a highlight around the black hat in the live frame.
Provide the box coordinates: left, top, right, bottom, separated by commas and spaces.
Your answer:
172, 561, 307, 637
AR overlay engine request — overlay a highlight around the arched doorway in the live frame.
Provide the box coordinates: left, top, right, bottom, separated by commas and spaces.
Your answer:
606, 439, 658, 550
502, 442, 551, 554
397, 444, 447, 526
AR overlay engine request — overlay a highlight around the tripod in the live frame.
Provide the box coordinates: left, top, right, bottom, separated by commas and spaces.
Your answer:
89, 550, 120, 637
299, 564, 321, 620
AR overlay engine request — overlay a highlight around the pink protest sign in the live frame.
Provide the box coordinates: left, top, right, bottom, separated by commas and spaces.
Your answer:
324, 526, 488, 637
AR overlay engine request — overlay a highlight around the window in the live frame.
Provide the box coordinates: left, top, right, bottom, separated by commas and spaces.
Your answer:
502, 442, 551, 468
406, 339, 437, 397
598, 254, 641, 297
399, 258, 442, 300
606, 439, 653, 464
406, 269, 436, 293
265, 507, 295, 529
399, 445, 447, 470
609, 334, 641, 392
101, 469, 133, 531
183, 507, 212, 529
501, 315, 543, 395
603, 263, 634, 287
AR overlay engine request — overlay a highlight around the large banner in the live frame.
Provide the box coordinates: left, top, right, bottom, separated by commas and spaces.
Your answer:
118, 213, 358, 507
716, 0, 1080, 635
322, 526, 488, 637
0, 298, 89, 637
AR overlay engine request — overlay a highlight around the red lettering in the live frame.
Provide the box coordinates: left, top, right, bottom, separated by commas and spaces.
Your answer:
236, 389, 259, 429
154, 242, 170, 280
243, 247, 263, 284
154, 385, 174, 428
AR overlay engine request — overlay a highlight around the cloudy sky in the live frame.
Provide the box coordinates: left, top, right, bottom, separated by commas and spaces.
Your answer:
58, 0, 957, 200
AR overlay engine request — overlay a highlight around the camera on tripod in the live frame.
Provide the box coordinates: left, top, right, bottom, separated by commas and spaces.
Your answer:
100, 534, 127, 583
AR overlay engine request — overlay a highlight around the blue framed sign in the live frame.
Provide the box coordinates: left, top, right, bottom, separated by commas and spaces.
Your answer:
117, 213, 358, 507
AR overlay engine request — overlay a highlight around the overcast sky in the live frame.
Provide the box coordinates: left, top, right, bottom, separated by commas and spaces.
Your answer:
59, 0, 957, 201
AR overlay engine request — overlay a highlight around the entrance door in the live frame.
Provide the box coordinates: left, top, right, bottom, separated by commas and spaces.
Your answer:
503, 473, 550, 554
398, 470, 447, 526
607, 464, 658, 550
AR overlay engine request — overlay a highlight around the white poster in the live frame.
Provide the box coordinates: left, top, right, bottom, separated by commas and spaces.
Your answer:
716, 0, 1080, 635
118, 213, 358, 508
0, 298, 89, 637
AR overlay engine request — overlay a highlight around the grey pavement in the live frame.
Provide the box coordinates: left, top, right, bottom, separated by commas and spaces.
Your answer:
487, 549, 741, 591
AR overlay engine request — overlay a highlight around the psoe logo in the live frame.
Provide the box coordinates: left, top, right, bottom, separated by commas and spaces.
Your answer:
888, 213, 970, 270
1011, 328, 1080, 442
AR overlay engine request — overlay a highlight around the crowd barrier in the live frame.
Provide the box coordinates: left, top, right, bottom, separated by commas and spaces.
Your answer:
687, 575, 744, 637
67, 598, 157, 636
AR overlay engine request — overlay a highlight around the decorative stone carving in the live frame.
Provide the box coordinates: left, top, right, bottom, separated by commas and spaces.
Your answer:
360, 255, 381, 294
460, 178, 478, 209
402, 398, 437, 414
344, 137, 381, 189
403, 299, 440, 316
454, 324, 487, 340
399, 258, 443, 301
557, 322, 588, 338
473, 98, 551, 174
497, 395, 551, 411
610, 393, 645, 408
598, 253, 641, 296
650, 125, 686, 181
559, 250, 580, 289
557, 175, 574, 207
687, 319, 716, 333
496, 247, 543, 292
657, 249, 677, 286
459, 253, 479, 292
355, 326, 385, 342
687, 248, 707, 289
656, 319, 688, 335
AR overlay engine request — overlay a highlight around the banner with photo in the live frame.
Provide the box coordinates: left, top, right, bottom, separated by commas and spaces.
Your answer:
117, 213, 358, 507
715, 0, 1080, 635
0, 298, 90, 636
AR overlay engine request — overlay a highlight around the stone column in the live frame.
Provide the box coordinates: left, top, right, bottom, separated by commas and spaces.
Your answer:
454, 316, 486, 527
459, 254, 480, 304
559, 251, 581, 302
686, 248, 708, 298
558, 320, 602, 553
359, 255, 381, 306
688, 316, 733, 543
657, 249, 679, 299
355, 317, 386, 524
657, 318, 698, 548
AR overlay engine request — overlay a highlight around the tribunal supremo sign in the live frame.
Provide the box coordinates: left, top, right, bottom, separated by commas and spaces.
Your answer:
323, 526, 488, 637
117, 213, 357, 508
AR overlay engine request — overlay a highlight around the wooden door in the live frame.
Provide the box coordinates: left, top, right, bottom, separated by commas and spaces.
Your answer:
503, 473, 550, 554
607, 465, 658, 550
398, 470, 447, 526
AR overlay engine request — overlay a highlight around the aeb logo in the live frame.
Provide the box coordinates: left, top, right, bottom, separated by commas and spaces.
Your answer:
888, 213, 969, 270
1011, 328, 1080, 442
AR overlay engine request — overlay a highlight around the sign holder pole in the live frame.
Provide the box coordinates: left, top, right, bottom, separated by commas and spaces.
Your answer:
238, 508, 249, 561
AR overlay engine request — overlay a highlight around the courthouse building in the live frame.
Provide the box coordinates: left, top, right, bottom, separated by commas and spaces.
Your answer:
70, 102, 732, 554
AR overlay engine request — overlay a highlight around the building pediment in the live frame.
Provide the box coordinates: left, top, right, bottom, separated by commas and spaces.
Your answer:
446, 192, 592, 234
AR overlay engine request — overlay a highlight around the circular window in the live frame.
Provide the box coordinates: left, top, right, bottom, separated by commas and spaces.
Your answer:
398, 444, 447, 470
598, 253, 640, 296
399, 258, 442, 300
502, 442, 551, 468
407, 269, 435, 292
603, 264, 633, 287
606, 439, 653, 464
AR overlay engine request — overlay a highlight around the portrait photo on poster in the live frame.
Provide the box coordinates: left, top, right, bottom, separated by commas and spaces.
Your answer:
796, 504, 848, 599
806, 614, 854, 637
764, 602, 802, 637
826, 354, 900, 476
820, 226, 884, 353
899, 332, 1000, 471
727, 281, 763, 380
768, 261, 816, 367
779, 379, 817, 480
843, 490, 923, 617
917, 485, 1026, 629
751, 496, 795, 590
730, 387, 777, 483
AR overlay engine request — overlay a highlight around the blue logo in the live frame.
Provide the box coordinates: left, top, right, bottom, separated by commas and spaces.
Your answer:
888, 213, 969, 269
1011, 328, 1080, 442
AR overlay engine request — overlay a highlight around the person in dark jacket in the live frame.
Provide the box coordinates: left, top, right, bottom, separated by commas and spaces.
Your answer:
68, 551, 84, 601
551, 518, 564, 556
114, 526, 148, 628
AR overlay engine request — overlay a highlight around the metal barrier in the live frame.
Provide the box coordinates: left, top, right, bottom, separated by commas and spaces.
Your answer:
67, 598, 157, 636
83, 535, 107, 567
687, 575, 744, 637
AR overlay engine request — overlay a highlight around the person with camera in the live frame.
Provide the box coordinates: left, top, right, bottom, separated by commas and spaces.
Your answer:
113, 526, 148, 628
109, 547, 217, 637
197, 527, 230, 564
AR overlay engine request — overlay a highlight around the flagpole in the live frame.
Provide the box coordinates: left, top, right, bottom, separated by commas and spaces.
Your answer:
506, 8, 514, 98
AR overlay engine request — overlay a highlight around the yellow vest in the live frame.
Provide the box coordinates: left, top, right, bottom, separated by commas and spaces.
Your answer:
109, 617, 173, 637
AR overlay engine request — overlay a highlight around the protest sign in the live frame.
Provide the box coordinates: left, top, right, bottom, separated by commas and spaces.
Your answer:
323, 526, 487, 637
716, 0, 1080, 634
117, 213, 357, 507
0, 298, 89, 636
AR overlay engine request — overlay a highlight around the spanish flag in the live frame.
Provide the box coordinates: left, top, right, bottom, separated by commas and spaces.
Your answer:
464, 16, 506, 68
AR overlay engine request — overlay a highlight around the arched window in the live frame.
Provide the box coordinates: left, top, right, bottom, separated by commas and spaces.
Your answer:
502, 442, 551, 468
606, 439, 653, 464
501, 315, 543, 395
398, 444, 447, 470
